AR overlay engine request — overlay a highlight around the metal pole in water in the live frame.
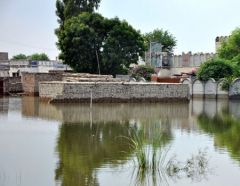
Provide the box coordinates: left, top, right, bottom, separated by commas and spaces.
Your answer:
90, 89, 93, 129
90, 90, 93, 109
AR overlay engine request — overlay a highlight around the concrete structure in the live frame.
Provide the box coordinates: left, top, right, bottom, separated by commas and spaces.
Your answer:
0, 52, 9, 77
181, 78, 229, 99
39, 82, 189, 103
192, 79, 204, 98
9, 60, 70, 77
229, 78, 240, 99
217, 79, 229, 98
205, 78, 217, 98
182, 78, 192, 96
0, 52, 8, 61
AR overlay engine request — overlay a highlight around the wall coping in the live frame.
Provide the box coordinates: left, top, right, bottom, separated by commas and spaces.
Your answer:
39, 81, 183, 85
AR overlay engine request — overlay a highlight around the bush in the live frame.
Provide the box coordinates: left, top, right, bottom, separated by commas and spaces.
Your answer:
197, 58, 234, 81
130, 65, 155, 81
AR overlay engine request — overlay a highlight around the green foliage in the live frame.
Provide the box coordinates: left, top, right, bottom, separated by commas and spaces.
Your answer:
197, 58, 234, 81
12, 54, 28, 60
129, 65, 155, 81
218, 28, 240, 61
143, 29, 177, 53
197, 109, 240, 163
57, 13, 145, 75
56, 0, 101, 25
56, 121, 133, 186
29, 53, 50, 61
197, 28, 240, 89
12, 53, 50, 61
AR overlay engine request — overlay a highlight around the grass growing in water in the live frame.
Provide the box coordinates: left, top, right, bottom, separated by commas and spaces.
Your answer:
124, 129, 210, 186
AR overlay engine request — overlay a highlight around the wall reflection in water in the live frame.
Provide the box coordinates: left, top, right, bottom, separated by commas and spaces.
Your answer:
0, 97, 9, 118
18, 97, 240, 185
197, 99, 240, 163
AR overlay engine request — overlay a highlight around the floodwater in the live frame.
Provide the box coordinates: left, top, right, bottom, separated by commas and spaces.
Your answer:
0, 97, 240, 186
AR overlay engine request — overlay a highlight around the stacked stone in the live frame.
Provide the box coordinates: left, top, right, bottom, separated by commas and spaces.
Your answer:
39, 81, 189, 103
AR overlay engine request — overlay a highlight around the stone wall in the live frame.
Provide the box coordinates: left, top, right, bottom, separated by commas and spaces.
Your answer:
39, 82, 189, 103
171, 52, 215, 68
22, 72, 127, 96
0, 77, 23, 95
7, 77, 23, 93
22, 72, 63, 95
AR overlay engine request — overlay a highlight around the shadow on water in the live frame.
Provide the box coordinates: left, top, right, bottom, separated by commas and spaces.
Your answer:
197, 99, 240, 163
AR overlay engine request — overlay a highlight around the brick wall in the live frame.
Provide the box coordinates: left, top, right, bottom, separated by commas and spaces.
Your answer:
22, 72, 63, 95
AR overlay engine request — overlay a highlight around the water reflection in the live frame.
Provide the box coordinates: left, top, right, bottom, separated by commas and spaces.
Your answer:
2, 97, 240, 185
55, 122, 133, 186
197, 100, 240, 162
55, 118, 174, 186
0, 97, 9, 118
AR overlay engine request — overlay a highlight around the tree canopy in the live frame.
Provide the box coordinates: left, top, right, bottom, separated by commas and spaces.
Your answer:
197, 58, 234, 81
12, 53, 50, 61
30, 53, 50, 61
197, 27, 240, 89
143, 29, 177, 53
218, 27, 240, 64
56, 0, 101, 25
12, 54, 28, 60
57, 13, 145, 75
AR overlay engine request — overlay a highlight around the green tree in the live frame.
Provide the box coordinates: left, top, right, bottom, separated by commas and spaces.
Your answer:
101, 18, 145, 75
197, 58, 234, 81
29, 53, 50, 61
56, 0, 101, 25
12, 54, 28, 60
143, 29, 177, 53
218, 27, 240, 64
57, 13, 145, 75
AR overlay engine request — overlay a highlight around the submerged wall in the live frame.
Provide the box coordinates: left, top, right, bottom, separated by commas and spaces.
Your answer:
22, 72, 63, 95
39, 82, 189, 103
181, 78, 229, 99
0, 77, 23, 95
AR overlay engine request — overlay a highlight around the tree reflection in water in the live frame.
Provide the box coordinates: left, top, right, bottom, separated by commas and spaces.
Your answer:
197, 105, 240, 162
55, 118, 210, 186
55, 121, 135, 186
55, 118, 173, 186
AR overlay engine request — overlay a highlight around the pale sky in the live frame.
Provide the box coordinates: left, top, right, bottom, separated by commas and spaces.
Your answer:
0, 0, 239, 60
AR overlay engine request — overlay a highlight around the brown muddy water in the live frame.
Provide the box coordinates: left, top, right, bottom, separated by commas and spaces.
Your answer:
0, 97, 240, 186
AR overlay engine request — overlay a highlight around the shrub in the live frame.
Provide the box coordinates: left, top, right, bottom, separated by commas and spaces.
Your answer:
130, 65, 155, 81
197, 58, 234, 81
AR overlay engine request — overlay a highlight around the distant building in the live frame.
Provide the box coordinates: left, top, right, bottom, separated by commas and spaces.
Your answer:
171, 52, 215, 68
0, 52, 9, 77
0, 59, 71, 77
8, 60, 71, 77
0, 52, 8, 61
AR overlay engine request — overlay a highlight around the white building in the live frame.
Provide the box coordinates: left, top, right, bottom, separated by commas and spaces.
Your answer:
7, 60, 71, 77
